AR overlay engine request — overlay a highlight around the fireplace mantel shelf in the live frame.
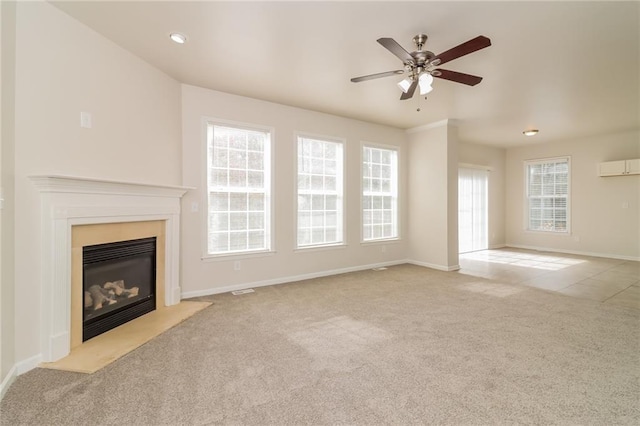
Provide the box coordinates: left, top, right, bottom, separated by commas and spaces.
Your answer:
30, 175, 193, 198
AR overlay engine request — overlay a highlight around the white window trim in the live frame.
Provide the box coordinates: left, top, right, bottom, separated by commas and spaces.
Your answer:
293, 131, 347, 250
523, 156, 571, 235
201, 117, 276, 259
360, 141, 401, 243
292, 243, 347, 254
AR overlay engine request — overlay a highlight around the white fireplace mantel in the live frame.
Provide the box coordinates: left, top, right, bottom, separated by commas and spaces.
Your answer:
30, 175, 192, 362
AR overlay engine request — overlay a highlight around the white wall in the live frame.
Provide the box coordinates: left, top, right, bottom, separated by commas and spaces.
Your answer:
12, 2, 182, 365
407, 121, 459, 270
458, 142, 506, 248
505, 130, 640, 259
1, 0, 17, 396
180, 84, 408, 296
446, 125, 459, 264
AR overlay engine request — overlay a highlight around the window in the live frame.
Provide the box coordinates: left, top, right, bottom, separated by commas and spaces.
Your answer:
362, 145, 398, 241
525, 157, 570, 233
206, 123, 271, 255
297, 136, 344, 248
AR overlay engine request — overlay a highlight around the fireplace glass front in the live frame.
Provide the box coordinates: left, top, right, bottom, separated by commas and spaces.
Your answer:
83, 237, 156, 341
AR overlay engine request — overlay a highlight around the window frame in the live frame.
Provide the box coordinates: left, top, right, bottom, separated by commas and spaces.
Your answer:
202, 118, 275, 259
294, 133, 346, 250
523, 156, 571, 234
361, 142, 400, 243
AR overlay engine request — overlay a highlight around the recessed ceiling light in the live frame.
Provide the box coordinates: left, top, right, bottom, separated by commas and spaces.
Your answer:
170, 33, 187, 44
523, 129, 539, 136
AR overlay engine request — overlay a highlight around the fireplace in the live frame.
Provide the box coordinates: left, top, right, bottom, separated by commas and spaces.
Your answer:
30, 175, 189, 363
83, 237, 157, 341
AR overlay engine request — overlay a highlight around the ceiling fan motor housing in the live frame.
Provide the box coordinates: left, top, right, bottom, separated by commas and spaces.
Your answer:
412, 51, 435, 66
409, 35, 437, 78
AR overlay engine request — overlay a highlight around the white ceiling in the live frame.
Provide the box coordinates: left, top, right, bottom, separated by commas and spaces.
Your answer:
50, 1, 639, 148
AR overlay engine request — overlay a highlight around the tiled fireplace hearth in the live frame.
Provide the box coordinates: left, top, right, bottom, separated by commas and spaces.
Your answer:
30, 176, 189, 362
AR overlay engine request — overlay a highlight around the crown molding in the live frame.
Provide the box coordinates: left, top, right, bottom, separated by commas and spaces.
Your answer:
406, 118, 459, 134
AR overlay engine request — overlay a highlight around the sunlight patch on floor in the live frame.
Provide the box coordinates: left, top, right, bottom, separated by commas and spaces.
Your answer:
287, 315, 390, 358
462, 249, 585, 271
458, 281, 524, 298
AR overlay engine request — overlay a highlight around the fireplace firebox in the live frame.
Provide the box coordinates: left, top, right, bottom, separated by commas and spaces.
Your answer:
83, 237, 156, 341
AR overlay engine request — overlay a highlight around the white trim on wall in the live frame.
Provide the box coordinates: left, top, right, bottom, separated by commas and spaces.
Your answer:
506, 244, 640, 262
407, 259, 461, 272
405, 118, 459, 134
15, 354, 42, 375
182, 259, 409, 298
0, 351, 45, 400
0, 365, 17, 401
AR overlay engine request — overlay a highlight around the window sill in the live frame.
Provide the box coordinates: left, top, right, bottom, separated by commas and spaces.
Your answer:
360, 238, 401, 246
523, 229, 571, 236
294, 243, 347, 253
201, 250, 276, 262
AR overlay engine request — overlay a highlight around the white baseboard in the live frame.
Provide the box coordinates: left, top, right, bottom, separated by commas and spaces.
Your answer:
0, 353, 45, 399
181, 259, 409, 298
505, 244, 640, 262
489, 243, 507, 249
407, 260, 461, 272
0, 352, 44, 400
0, 365, 17, 401
16, 354, 42, 375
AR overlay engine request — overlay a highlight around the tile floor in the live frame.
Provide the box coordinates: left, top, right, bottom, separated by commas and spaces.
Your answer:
458, 248, 640, 309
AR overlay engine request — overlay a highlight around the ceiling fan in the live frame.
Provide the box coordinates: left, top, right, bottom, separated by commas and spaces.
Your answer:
351, 34, 491, 100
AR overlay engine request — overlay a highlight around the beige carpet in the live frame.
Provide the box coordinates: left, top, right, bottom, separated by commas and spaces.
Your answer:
2, 264, 639, 425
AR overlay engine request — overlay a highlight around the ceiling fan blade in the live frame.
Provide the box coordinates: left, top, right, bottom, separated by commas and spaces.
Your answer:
434, 69, 483, 86
400, 80, 418, 100
433, 35, 491, 66
350, 70, 404, 83
377, 38, 414, 65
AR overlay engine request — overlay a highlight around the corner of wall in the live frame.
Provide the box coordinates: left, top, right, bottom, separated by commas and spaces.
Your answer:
0, 364, 17, 401
1, 0, 17, 395
406, 120, 459, 269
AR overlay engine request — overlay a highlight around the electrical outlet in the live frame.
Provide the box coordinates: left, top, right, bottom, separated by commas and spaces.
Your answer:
191, 202, 199, 212
80, 112, 92, 128
233, 261, 241, 271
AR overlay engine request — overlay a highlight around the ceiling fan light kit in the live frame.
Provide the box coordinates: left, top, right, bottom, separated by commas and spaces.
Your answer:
397, 78, 412, 93
418, 73, 433, 95
351, 33, 491, 100
523, 129, 539, 136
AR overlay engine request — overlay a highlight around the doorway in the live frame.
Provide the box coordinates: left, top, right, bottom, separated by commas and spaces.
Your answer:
458, 167, 488, 253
